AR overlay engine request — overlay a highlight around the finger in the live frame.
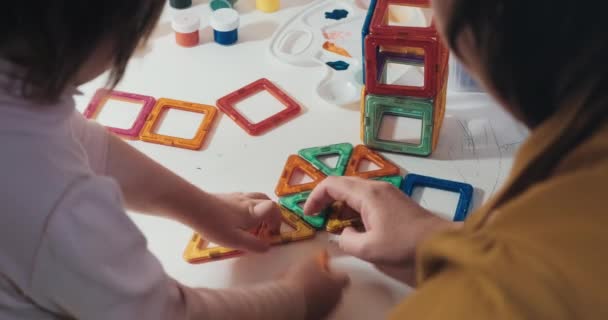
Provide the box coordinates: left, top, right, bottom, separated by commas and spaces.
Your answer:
244, 192, 271, 200
329, 271, 350, 289
303, 176, 366, 215
338, 227, 372, 260
240, 199, 273, 226
230, 229, 270, 253
315, 252, 350, 289
338, 205, 360, 220
251, 201, 282, 232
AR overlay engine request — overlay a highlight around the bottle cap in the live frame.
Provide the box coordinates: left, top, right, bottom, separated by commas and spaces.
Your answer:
172, 12, 200, 33
210, 0, 232, 11
170, 0, 192, 9
210, 8, 240, 32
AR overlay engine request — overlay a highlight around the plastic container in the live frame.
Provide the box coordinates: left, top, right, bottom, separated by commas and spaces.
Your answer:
172, 12, 200, 47
170, 0, 192, 9
210, 8, 240, 46
448, 57, 482, 92
256, 0, 280, 13
210, 0, 238, 11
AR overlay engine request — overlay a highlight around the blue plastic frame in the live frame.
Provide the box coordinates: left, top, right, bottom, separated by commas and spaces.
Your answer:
361, 0, 378, 84
401, 174, 473, 221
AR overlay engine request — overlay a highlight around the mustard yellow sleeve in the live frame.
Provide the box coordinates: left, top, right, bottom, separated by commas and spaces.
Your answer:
390, 164, 608, 320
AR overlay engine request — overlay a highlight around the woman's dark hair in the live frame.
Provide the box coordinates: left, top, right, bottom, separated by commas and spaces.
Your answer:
445, 1, 608, 207
0, 0, 165, 101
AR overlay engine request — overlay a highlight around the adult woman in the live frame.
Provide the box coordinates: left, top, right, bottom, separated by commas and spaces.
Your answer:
306, 0, 608, 318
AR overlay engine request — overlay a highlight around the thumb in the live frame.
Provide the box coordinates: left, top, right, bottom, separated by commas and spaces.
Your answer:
251, 200, 282, 232
338, 227, 372, 260
230, 229, 270, 253
327, 270, 350, 289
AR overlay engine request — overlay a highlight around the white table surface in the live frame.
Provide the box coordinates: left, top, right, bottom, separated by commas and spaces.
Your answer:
74, 1, 528, 318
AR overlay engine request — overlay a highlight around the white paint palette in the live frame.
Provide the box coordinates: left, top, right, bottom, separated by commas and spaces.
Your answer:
269, 0, 370, 106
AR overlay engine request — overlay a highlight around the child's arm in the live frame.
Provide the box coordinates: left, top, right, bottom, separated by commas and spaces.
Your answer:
106, 134, 282, 251
72, 113, 280, 252
30, 177, 347, 320
181, 254, 348, 320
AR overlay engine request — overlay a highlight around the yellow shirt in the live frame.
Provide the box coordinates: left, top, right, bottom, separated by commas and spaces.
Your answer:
391, 104, 608, 319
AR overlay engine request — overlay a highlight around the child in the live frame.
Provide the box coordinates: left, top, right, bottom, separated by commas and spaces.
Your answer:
305, 0, 608, 319
0, 1, 348, 319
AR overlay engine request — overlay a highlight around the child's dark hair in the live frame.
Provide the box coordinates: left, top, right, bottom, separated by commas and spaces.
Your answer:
0, 0, 166, 101
446, 1, 608, 208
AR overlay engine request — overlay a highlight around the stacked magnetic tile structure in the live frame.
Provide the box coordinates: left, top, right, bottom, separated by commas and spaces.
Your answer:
361, 0, 449, 157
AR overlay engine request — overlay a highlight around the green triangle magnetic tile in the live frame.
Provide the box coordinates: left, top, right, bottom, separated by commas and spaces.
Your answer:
279, 191, 330, 229
298, 143, 354, 176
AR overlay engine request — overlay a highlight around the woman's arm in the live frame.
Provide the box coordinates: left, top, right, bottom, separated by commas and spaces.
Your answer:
305, 176, 461, 286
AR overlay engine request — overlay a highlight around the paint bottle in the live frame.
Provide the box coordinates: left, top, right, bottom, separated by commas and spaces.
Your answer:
210, 0, 238, 11
210, 8, 240, 46
172, 12, 200, 47
256, 0, 280, 13
170, 0, 192, 9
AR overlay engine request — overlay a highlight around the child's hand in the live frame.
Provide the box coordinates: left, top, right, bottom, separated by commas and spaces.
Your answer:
282, 253, 350, 320
303, 177, 459, 267
195, 192, 282, 253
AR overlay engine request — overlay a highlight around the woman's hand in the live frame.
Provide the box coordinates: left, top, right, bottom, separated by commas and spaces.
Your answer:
304, 176, 459, 267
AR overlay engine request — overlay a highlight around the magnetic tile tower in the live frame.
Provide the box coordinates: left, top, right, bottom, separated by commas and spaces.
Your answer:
361, 0, 449, 157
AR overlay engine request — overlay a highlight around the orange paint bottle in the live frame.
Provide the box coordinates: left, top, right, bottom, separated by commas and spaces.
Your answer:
172, 12, 200, 47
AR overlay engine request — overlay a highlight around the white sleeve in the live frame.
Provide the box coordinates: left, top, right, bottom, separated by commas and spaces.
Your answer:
29, 176, 187, 320
70, 111, 110, 175
28, 176, 308, 320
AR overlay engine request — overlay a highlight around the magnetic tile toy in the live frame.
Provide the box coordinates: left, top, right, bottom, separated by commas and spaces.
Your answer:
139, 98, 218, 150
183, 225, 264, 264
401, 173, 474, 221
83, 88, 156, 138
183, 233, 243, 264
372, 175, 403, 188
363, 94, 434, 156
298, 143, 354, 176
258, 206, 316, 244
344, 145, 400, 179
279, 191, 330, 230
275, 155, 327, 197
325, 175, 403, 233
365, 35, 438, 98
216, 78, 302, 136
325, 201, 362, 234
361, 0, 379, 84
360, 87, 367, 141
369, 0, 437, 38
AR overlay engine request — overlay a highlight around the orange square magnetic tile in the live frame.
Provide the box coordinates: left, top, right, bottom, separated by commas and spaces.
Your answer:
140, 98, 217, 150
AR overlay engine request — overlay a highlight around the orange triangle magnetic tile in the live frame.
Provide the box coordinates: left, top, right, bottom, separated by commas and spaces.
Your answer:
183, 225, 263, 264
183, 233, 242, 264
275, 155, 327, 197
258, 206, 315, 245
344, 145, 400, 179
